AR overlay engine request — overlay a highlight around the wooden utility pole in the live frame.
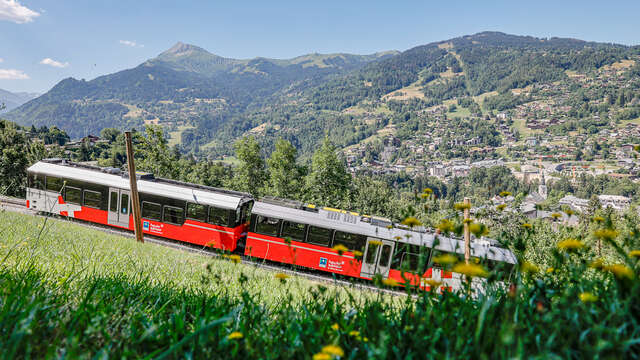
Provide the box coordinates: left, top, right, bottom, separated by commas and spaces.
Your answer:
125, 131, 144, 243
463, 197, 471, 264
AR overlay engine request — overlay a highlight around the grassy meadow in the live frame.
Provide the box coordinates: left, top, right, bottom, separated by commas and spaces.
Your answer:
1, 210, 640, 358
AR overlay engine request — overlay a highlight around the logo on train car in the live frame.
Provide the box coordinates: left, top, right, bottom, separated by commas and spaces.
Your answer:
319, 257, 327, 268
143, 221, 150, 231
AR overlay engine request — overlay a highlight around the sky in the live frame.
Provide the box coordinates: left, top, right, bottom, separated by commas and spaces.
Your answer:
1, 0, 639, 94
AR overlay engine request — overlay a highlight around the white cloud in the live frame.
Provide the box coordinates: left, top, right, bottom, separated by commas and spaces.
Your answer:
119, 40, 143, 48
0, 0, 40, 24
0, 68, 29, 79
0, 58, 3, 63
40, 58, 69, 68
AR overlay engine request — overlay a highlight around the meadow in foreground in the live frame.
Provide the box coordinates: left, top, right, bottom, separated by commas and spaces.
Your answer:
1, 210, 639, 358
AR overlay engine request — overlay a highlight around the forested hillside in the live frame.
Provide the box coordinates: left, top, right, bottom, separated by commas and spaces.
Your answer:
5, 32, 640, 158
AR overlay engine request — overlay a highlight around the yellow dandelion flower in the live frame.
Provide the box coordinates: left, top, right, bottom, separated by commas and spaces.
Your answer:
228, 254, 241, 264
401, 217, 422, 228
433, 254, 458, 265
520, 261, 539, 274
496, 204, 507, 211
454, 202, 471, 211
330, 323, 339, 331
227, 331, 243, 340
349, 330, 360, 337
453, 262, 488, 278
313, 353, 331, 360
420, 193, 430, 199
546, 267, 555, 274
363, 337, 369, 342
499, 191, 512, 197
604, 264, 634, 281
593, 216, 605, 223
353, 250, 363, 258
368, 240, 382, 246
321, 345, 344, 357
275, 273, 290, 281
386, 224, 393, 229
579, 292, 598, 303
550, 212, 562, 220
588, 258, 605, 270
557, 238, 585, 252
521, 223, 532, 229
593, 229, 618, 242
422, 279, 442, 288
437, 219, 455, 233
469, 223, 488, 237
393, 236, 403, 241
382, 278, 399, 287
629, 250, 640, 258
332, 244, 349, 255
463, 218, 473, 224
634, 145, 640, 152
423, 188, 433, 194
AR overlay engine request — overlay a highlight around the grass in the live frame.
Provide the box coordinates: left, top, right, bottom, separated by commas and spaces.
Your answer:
168, 125, 196, 147
1, 210, 640, 358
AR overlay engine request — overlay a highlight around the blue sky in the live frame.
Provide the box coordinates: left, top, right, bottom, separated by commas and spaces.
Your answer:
1, 0, 639, 93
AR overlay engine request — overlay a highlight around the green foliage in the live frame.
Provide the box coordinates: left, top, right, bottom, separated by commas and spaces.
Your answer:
0, 120, 28, 196
266, 139, 302, 199
304, 137, 352, 207
231, 136, 267, 196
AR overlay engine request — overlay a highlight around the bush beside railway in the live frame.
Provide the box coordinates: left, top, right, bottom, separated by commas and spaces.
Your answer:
1, 211, 640, 358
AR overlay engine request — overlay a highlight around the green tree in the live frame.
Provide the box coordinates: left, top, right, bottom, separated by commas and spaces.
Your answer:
304, 137, 352, 207
137, 126, 178, 179
231, 136, 266, 196
0, 120, 29, 196
266, 139, 301, 199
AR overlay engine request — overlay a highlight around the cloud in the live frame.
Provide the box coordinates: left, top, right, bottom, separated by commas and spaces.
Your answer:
0, 58, 3, 63
119, 40, 144, 48
40, 58, 69, 68
0, 0, 40, 24
0, 68, 29, 79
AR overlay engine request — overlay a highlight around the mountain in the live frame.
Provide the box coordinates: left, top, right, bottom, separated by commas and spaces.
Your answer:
5, 32, 638, 158
4, 43, 397, 138
0, 89, 39, 113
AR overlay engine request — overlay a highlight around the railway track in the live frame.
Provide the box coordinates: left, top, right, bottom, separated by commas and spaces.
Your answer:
0, 195, 408, 297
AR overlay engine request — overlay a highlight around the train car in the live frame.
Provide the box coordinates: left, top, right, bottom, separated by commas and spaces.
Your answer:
26, 159, 253, 251
247, 198, 516, 291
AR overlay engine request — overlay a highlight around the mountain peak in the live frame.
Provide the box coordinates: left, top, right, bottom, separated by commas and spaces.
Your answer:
161, 42, 211, 57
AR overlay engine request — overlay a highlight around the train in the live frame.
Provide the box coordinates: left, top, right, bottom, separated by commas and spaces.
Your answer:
26, 159, 517, 291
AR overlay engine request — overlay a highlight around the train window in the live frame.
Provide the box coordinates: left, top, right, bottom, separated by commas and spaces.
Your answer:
110, 192, 118, 212
121, 194, 129, 214
186, 203, 207, 222
392, 244, 429, 274
333, 231, 367, 252
163, 206, 184, 225
365, 243, 377, 264
281, 221, 307, 243
379, 244, 392, 267
28, 173, 44, 190
208, 206, 228, 226
83, 190, 102, 209
307, 226, 332, 247
254, 215, 281, 236
142, 201, 162, 221
236, 201, 253, 226
65, 186, 82, 205
45, 176, 64, 193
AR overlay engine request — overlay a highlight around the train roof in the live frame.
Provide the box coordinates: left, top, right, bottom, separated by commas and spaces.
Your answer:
28, 160, 252, 210
252, 201, 517, 264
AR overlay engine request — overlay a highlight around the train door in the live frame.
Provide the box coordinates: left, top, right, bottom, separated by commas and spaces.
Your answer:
360, 237, 395, 278
107, 188, 131, 228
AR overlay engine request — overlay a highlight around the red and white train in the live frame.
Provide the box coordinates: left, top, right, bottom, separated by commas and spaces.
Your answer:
26, 159, 516, 291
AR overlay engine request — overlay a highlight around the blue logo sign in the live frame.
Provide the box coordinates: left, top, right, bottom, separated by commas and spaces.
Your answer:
319, 257, 327, 268
143, 221, 149, 231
